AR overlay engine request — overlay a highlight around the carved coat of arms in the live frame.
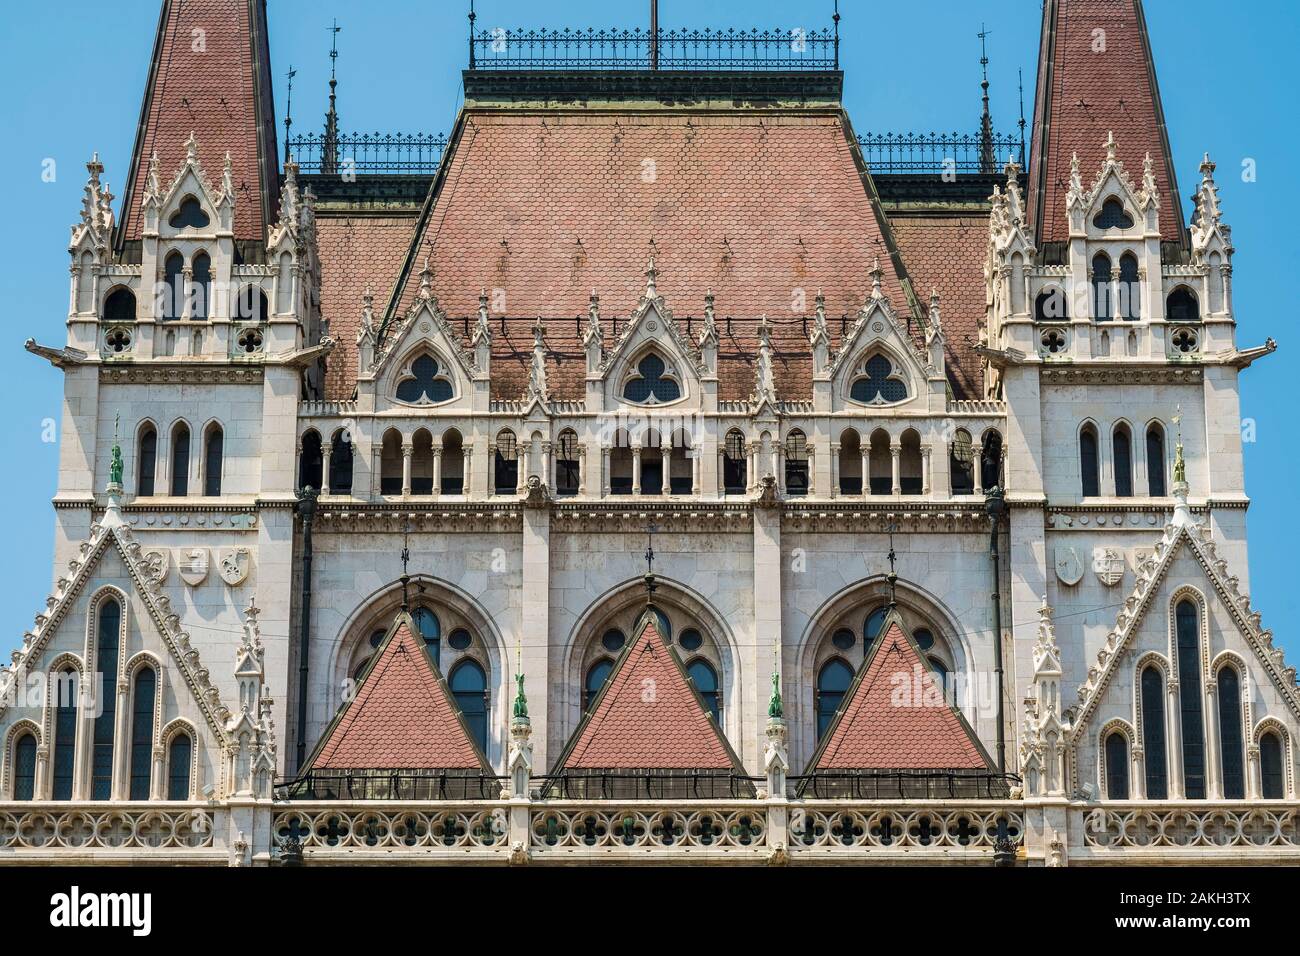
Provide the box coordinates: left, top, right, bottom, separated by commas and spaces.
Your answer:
1054, 546, 1084, 586
217, 547, 252, 586
1093, 547, 1125, 587
141, 548, 169, 583
178, 547, 209, 586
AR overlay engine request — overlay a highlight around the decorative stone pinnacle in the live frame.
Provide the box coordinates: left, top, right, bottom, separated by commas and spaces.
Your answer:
185, 131, 200, 165
1200, 152, 1217, 179
644, 250, 658, 298
869, 257, 883, 298
418, 257, 433, 299
532, 316, 545, 350
1104, 130, 1118, 161
107, 413, 124, 491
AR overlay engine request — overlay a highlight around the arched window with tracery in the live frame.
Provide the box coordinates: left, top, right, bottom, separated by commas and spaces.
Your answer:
298, 430, 323, 493
850, 354, 907, 404
411, 606, 441, 668
1113, 425, 1133, 497
130, 667, 156, 800
1217, 666, 1245, 799
170, 423, 190, 496
137, 424, 157, 497
52, 669, 78, 800
1140, 664, 1168, 799
395, 353, 454, 404
556, 429, 580, 497
449, 660, 488, 754
816, 659, 852, 742
169, 196, 210, 229
1175, 599, 1206, 799
168, 732, 192, 800
723, 430, 747, 495
12, 732, 37, 801
1260, 731, 1285, 799
623, 353, 681, 404
1094, 197, 1134, 230
1092, 253, 1113, 321
784, 430, 808, 497
1080, 425, 1100, 497
92, 597, 121, 800
203, 424, 223, 497
1105, 731, 1130, 799
950, 429, 974, 495
494, 430, 518, 494
1146, 424, 1167, 497
688, 659, 721, 724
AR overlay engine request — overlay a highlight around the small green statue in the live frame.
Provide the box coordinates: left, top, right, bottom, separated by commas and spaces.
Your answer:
109, 414, 124, 488
512, 671, 529, 720
767, 669, 783, 720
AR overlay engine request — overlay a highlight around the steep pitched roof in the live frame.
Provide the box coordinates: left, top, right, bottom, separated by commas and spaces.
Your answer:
116, 0, 279, 247
306, 613, 489, 771
1027, 0, 1186, 248
553, 611, 745, 773
374, 107, 921, 403
807, 616, 993, 772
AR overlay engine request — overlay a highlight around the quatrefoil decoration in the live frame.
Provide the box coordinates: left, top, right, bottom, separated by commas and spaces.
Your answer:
622, 353, 681, 404
1171, 327, 1199, 354
235, 326, 264, 354
850, 354, 906, 403
104, 327, 132, 354
396, 354, 453, 403
1040, 328, 1068, 354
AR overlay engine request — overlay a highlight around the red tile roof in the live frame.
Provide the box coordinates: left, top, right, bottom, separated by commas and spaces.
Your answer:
812, 619, 991, 771
557, 614, 740, 771
888, 214, 990, 400
309, 617, 486, 770
117, 0, 278, 245
1027, 0, 1185, 247
383, 109, 918, 403
318, 214, 421, 399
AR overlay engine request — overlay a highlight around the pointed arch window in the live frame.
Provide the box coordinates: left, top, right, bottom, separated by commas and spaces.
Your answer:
233, 285, 269, 322
1034, 285, 1069, 322
687, 659, 721, 725
104, 286, 136, 324
167, 733, 192, 800
1113, 426, 1133, 497
162, 253, 185, 321
816, 659, 853, 742
1217, 666, 1245, 799
380, 429, 402, 496
191, 252, 212, 321
92, 598, 121, 800
1105, 731, 1130, 799
1167, 287, 1199, 324
137, 425, 157, 497
442, 429, 466, 495
1140, 665, 1168, 800
556, 429, 580, 497
13, 733, 37, 801
1092, 254, 1113, 321
129, 667, 156, 800
1260, 732, 1285, 799
723, 430, 748, 495
1079, 425, 1100, 497
1146, 425, 1167, 497
412, 607, 441, 668
981, 431, 1003, 492
52, 669, 78, 800
863, 606, 888, 652
950, 429, 975, 495
784, 431, 809, 497
395, 354, 453, 404
1118, 253, 1141, 321
449, 660, 488, 755
850, 354, 907, 404
170, 423, 190, 496
329, 430, 354, 494
203, 424, 223, 497
623, 353, 680, 404
1175, 599, 1206, 799
584, 659, 614, 713
494, 430, 518, 494
298, 431, 323, 493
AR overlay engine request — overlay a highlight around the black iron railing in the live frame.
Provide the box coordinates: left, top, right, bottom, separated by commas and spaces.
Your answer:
275, 769, 504, 801
286, 132, 449, 175
468, 26, 839, 71
794, 769, 1020, 800
541, 769, 759, 800
857, 131, 1025, 175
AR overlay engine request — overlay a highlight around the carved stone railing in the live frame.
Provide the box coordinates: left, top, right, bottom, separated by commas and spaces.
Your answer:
529, 802, 767, 861
0, 803, 226, 863
789, 802, 1022, 862
1071, 803, 1300, 864
271, 802, 512, 862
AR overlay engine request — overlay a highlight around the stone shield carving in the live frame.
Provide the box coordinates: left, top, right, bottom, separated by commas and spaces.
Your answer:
178, 547, 209, 586
217, 547, 252, 586
1054, 546, 1084, 586
141, 548, 169, 583
1093, 547, 1125, 587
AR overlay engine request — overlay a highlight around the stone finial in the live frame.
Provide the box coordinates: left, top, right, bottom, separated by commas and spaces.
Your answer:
279, 159, 300, 226
644, 250, 658, 299
810, 289, 829, 346
185, 131, 200, 166
357, 285, 376, 344
1068, 151, 1083, 197
473, 288, 492, 345
699, 289, 718, 347
582, 289, 602, 347
222, 151, 235, 198
869, 257, 884, 299
1103, 130, 1118, 163
417, 257, 434, 300
527, 318, 548, 400
929, 289, 942, 329
1141, 152, 1157, 197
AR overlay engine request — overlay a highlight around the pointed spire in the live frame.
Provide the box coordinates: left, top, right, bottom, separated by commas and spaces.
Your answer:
977, 23, 995, 174
582, 289, 602, 346
810, 289, 829, 345
322, 20, 342, 176
417, 256, 434, 300
1103, 130, 1118, 163
357, 285, 376, 344
699, 289, 718, 346
644, 241, 659, 299
928, 288, 943, 335
869, 257, 884, 299
279, 158, 301, 227
145, 150, 162, 204
472, 287, 492, 345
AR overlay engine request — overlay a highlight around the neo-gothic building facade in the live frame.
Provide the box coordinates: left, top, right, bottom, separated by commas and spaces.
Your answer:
3, 0, 1296, 866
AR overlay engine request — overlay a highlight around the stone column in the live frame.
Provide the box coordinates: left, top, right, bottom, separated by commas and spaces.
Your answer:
661, 445, 672, 495
577, 445, 587, 496
1165, 678, 1184, 799
401, 442, 413, 498
541, 441, 553, 491
1204, 680, 1222, 799
770, 444, 781, 492
1131, 746, 1146, 800
972, 442, 984, 495
829, 442, 839, 499
181, 266, 195, 321
890, 442, 901, 496
632, 444, 643, 495
516, 441, 530, 495
747, 441, 758, 492
750, 508, 781, 773
691, 446, 701, 495
717, 447, 726, 496
520, 504, 550, 769
431, 446, 442, 498
112, 677, 131, 800
487, 443, 497, 497
921, 446, 932, 496
806, 445, 816, 497
601, 446, 611, 497
463, 441, 473, 497
322, 443, 333, 496
859, 448, 869, 497
150, 744, 166, 801
1246, 745, 1261, 800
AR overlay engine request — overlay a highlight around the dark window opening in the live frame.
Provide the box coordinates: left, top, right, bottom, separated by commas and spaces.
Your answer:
92, 599, 121, 800
137, 427, 157, 497
1217, 667, 1245, 799
449, 660, 488, 755
1141, 665, 1168, 800
130, 668, 156, 800
1105, 732, 1130, 799
1113, 428, 1133, 498
1260, 732, 1285, 799
816, 658, 853, 742
168, 734, 192, 800
204, 427, 223, 497
1176, 600, 1207, 799
1080, 427, 1100, 497
687, 659, 721, 725
1146, 426, 1167, 497
171, 425, 190, 496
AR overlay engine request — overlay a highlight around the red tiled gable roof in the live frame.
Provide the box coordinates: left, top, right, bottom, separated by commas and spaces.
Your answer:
385, 109, 917, 403
319, 214, 421, 399
888, 214, 990, 400
309, 619, 485, 770
1027, 0, 1185, 247
813, 620, 990, 771
559, 615, 739, 771
118, 0, 278, 245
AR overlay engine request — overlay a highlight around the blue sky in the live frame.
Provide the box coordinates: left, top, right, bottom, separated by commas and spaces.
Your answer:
0, 1, 1295, 655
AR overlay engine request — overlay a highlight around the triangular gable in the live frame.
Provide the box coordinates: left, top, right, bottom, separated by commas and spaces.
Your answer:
826, 289, 934, 403
305, 612, 490, 772
1071, 518, 1300, 737
551, 610, 746, 775
367, 283, 480, 399
0, 511, 231, 745
803, 615, 994, 775
598, 263, 707, 401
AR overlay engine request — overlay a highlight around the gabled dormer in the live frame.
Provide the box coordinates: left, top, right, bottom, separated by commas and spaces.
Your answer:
821, 261, 941, 413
